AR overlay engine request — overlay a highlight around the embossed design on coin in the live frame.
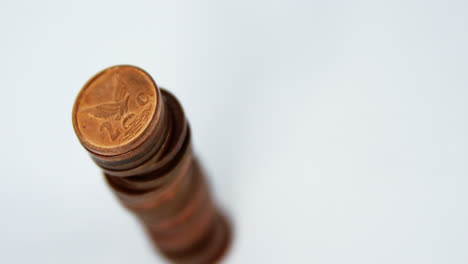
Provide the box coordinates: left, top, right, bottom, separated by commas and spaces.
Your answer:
73, 66, 158, 155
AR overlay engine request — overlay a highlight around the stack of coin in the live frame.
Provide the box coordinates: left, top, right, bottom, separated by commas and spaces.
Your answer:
72, 65, 230, 264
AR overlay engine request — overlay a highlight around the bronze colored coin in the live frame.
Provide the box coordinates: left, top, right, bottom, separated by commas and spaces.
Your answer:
73, 65, 231, 264
73, 65, 159, 156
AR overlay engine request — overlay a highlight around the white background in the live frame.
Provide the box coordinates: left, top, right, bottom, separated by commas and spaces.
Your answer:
1, 0, 467, 263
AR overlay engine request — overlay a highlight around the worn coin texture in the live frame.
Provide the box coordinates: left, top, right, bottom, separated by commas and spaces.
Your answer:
73, 65, 158, 156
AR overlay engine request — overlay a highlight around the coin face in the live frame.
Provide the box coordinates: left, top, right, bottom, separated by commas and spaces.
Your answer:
73, 65, 158, 156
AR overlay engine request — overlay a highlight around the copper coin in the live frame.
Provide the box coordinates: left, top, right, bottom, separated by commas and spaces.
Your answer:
72, 65, 159, 156
73, 65, 231, 264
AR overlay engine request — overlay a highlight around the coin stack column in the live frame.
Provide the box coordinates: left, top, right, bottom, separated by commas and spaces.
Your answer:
72, 65, 230, 264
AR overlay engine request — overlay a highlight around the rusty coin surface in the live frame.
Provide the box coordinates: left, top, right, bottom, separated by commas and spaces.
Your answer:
73, 65, 159, 156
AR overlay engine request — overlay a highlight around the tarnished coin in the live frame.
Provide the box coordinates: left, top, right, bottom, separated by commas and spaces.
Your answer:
72, 65, 159, 156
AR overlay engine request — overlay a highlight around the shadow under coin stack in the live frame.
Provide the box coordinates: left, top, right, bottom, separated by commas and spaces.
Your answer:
72, 65, 230, 264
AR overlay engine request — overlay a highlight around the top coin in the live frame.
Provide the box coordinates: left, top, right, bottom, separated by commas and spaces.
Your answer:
73, 65, 159, 156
